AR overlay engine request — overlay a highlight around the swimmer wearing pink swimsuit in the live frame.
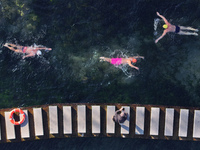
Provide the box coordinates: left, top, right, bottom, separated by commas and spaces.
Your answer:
22, 47, 28, 53
111, 58, 122, 65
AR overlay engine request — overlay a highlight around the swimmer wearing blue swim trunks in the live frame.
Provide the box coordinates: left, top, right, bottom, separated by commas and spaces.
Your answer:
155, 12, 198, 43
175, 25, 180, 33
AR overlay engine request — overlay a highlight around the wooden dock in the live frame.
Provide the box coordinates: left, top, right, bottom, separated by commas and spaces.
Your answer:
0, 103, 200, 143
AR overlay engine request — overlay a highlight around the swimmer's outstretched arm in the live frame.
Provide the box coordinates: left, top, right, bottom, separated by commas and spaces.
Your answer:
156, 12, 169, 24
36, 47, 52, 50
128, 61, 139, 70
22, 53, 35, 59
133, 56, 144, 59
155, 30, 167, 43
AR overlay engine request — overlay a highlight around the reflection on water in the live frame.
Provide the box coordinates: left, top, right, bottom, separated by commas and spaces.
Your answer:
154, 18, 161, 36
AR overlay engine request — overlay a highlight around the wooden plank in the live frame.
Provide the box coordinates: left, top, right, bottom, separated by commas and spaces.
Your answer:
63, 106, 72, 134
158, 107, 165, 139
106, 106, 115, 134
49, 106, 58, 134
92, 106, 100, 134
86, 105, 92, 136
150, 107, 160, 135
173, 108, 180, 140
33, 108, 44, 136
0, 118, 2, 140
77, 105, 86, 133
100, 105, 106, 136
5, 111, 15, 140
164, 108, 174, 136
178, 109, 189, 137
193, 110, 200, 138
121, 106, 130, 134
135, 107, 145, 135
20, 110, 30, 138
144, 106, 150, 138
187, 110, 194, 139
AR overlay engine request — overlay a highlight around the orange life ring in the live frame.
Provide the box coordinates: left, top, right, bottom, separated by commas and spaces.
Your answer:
9, 108, 25, 125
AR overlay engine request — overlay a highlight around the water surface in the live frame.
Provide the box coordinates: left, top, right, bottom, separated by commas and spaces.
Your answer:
0, 0, 200, 149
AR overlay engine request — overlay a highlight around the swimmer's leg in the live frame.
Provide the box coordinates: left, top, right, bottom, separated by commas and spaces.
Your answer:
4, 43, 23, 53
4, 43, 23, 50
178, 31, 198, 36
6, 43, 17, 47
7, 47, 22, 53
179, 26, 198, 32
99, 57, 111, 63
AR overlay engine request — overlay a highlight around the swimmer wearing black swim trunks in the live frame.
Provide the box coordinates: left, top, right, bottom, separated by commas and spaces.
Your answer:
175, 25, 180, 34
155, 12, 198, 43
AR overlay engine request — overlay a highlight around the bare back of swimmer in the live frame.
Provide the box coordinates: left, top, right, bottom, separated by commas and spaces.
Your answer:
155, 12, 198, 43
4, 43, 52, 59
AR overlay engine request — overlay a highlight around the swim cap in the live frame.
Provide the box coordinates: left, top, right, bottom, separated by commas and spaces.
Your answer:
132, 58, 137, 63
163, 24, 168, 29
37, 50, 42, 56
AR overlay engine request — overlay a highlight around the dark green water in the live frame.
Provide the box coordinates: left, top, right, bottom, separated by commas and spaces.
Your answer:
1, 0, 200, 149
2, 138, 200, 150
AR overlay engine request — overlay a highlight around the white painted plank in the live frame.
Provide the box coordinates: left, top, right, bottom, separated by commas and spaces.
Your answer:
121, 106, 130, 134
5, 111, 15, 140
49, 106, 58, 134
178, 109, 189, 137
106, 106, 115, 133
150, 107, 160, 135
92, 106, 100, 133
20, 110, 30, 138
164, 108, 174, 136
135, 107, 145, 135
193, 110, 200, 138
77, 105, 86, 133
63, 106, 72, 134
33, 108, 44, 136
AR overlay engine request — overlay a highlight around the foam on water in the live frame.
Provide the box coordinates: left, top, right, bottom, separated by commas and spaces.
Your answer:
154, 18, 160, 36
109, 50, 140, 78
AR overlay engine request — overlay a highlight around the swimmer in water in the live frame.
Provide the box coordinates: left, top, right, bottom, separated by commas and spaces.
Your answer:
3, 43, 52, 59
99, 55, 144, 70
155, 12, 198, 43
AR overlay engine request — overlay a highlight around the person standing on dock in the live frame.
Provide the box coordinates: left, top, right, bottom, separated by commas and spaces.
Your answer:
112, 107, 128, 125
3, 43, 52, 59
155, 12, 198, 43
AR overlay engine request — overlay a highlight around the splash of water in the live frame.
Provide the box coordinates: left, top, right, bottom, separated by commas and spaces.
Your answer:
109, 50, 140, 78
154, 18, 160, 36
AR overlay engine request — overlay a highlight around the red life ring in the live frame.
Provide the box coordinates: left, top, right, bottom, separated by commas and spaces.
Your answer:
9, 108, 25, 125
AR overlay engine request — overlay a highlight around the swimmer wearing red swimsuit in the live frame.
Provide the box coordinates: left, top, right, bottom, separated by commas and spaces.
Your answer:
22, 47, 28, 53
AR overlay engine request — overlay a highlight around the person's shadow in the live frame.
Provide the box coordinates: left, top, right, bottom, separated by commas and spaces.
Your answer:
135, 125, 143, 134
121, 114, 129, 132
121, 113, 144, 134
